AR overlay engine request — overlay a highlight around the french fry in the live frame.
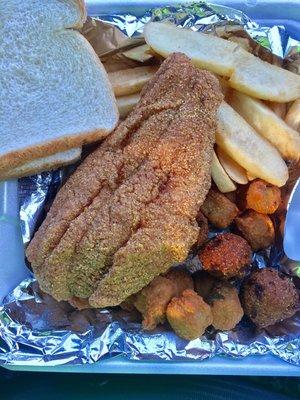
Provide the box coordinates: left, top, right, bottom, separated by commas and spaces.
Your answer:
144, 22, 300, 102
285, 99, 300, 132
229, 90, 300, 160
216, 147, 248, 184
116, 93, 140, 118
211, 151, 236, 193
108, 66, 157, 96
123, 44, 153, 62
216, 102, 288, 187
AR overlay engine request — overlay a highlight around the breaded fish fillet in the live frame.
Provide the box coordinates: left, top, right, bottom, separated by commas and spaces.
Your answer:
26, 53, 223, 307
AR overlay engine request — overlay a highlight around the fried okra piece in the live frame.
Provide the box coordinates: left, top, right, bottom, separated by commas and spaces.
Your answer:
164, 269, 194, 295
166, 289, 213, 340
134, 276, 177, 330
196, 210, 209, 247
235, 210, 275, 251
134, 270, 193, 331
201, 189, 239, 229
208, 282, 244, 331
193, 270, 217, 300
199, 233, 252, 279
246, 179, 281, 214
241, 268, 299, 328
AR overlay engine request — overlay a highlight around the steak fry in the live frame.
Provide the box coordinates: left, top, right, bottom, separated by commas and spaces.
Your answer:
26, 53, 223, 306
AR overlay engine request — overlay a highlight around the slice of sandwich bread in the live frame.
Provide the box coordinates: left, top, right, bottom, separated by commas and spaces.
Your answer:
0, 0, 118, 172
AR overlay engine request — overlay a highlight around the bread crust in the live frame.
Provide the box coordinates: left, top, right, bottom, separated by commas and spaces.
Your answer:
73, 0, 87, 27
0, 149, 82, 180
0, 127, 117, 173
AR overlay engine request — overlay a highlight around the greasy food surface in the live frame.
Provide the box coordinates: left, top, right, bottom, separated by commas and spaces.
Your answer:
26, 53, 223, 308
199, 233, 252, 279
241, 268, 298, 328
166, 289, 213, 340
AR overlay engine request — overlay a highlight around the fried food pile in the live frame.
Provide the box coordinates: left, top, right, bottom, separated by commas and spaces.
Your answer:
127, 175, 298, 340
26, 53, 223, 308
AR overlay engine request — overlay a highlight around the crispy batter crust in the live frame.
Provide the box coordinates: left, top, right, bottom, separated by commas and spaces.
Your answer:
27, 53, 223, 306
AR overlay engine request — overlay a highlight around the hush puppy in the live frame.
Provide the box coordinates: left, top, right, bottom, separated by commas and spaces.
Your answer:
241, 268, 299, 328
199, 233, 252, 279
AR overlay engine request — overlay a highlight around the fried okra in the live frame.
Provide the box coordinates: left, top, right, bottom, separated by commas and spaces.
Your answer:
208, 282, 244, 330
193, 270, 217, 300
246, 179, 281, 214
134, 270, 193, 330
164, 269, 194, 295
201, 189, 239, 229
166, 289, 213, 340
134, 276, 177, 330
241, 268, 299, 328
199, 233, 252, 279
235, 210, 275, 251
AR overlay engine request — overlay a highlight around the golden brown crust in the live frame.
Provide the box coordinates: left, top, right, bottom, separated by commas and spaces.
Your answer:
199, 233, 252, 279
27, 53, 223, 306
166, 289, 213, 340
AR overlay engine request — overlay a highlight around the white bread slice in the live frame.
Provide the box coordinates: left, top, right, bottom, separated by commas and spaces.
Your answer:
0, 0, 118, 172
0, 148, 82, 180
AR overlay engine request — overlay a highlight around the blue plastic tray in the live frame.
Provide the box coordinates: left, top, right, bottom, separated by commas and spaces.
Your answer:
1, 0, 300, 375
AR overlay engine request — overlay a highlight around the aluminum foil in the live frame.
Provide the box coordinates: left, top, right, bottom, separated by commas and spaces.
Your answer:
1, 2, 300, 367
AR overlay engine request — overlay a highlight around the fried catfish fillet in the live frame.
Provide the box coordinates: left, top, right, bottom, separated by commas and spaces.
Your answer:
26, 53, 223, 307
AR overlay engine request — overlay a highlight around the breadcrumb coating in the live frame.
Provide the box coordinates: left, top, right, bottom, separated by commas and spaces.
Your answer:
199, 233, 252, 279
26, 53, 223, 307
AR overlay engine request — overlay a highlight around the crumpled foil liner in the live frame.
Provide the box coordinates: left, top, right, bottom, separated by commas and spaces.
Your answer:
1, 2, 300, 367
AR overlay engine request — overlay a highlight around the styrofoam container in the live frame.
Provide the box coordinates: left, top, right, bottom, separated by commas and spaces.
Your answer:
1, 0, 300, 375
